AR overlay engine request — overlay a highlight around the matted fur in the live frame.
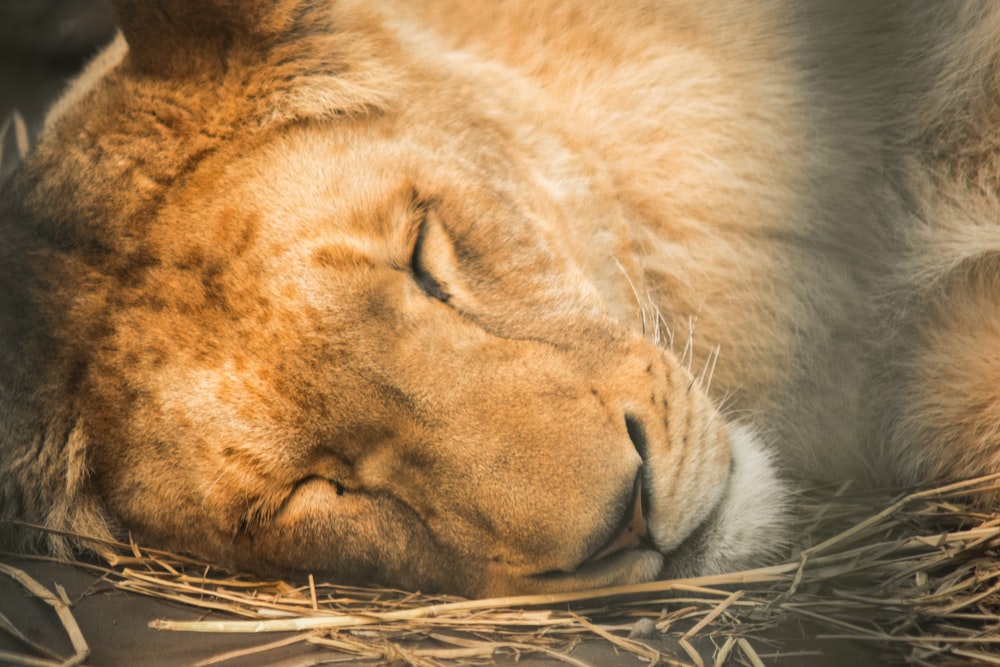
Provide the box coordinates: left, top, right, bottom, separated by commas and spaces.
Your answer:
0, 0, 998, 597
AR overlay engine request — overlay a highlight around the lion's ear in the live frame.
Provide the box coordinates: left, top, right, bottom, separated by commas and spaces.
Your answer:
108, 0, 401, 122
111, 0, 299, 78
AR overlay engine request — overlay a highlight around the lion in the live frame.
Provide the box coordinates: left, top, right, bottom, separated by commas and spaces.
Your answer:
1, 0, 999, 597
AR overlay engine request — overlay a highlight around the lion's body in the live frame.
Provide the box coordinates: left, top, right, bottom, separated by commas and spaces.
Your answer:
2, 0, 1000, 596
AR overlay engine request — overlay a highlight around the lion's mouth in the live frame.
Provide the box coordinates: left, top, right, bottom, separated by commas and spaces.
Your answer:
581, 471, 648, 566
529, 471, 662, 587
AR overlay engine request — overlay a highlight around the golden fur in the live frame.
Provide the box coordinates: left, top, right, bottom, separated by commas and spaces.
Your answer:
1, 0, 999, 596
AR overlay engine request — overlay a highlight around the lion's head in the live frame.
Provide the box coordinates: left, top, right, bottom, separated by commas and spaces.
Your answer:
0, 0, 785, 596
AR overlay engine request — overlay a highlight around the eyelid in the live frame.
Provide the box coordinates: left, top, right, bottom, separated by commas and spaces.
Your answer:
397, 192, 435, 261
411, 209, 452, 303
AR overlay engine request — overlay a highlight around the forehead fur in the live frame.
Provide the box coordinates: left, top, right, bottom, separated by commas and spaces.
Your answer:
12, 1, 409, 260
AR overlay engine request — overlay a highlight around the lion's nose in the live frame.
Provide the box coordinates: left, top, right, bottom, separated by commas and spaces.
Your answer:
625, 411, 654, 508
574, 414, 652, 568
625, 413, 649, 460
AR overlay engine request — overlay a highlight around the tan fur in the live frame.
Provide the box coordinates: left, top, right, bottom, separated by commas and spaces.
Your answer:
1, 0, 999, 596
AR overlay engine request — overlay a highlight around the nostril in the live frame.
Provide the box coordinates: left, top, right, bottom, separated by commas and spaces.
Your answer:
624, 414, 653, 529
624, 413, 649, 461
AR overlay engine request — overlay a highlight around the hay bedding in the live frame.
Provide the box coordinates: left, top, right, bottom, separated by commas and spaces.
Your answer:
3, 474, 1000, 667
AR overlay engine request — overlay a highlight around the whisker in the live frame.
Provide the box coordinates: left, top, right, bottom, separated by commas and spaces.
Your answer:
700, 344, 721, 394
611, 257, 647, 337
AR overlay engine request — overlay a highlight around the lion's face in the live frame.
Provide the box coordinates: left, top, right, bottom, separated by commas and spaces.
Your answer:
1, 0, 784, 596
78, 106, 738, 595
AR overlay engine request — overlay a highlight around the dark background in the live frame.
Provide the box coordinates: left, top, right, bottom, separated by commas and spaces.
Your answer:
0, 0, 115, 182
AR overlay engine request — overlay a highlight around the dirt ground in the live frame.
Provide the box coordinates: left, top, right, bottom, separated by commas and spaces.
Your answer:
0, 4, 903, 665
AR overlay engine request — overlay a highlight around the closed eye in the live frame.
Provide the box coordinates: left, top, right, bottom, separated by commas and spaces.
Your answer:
411, 212, 452, 303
